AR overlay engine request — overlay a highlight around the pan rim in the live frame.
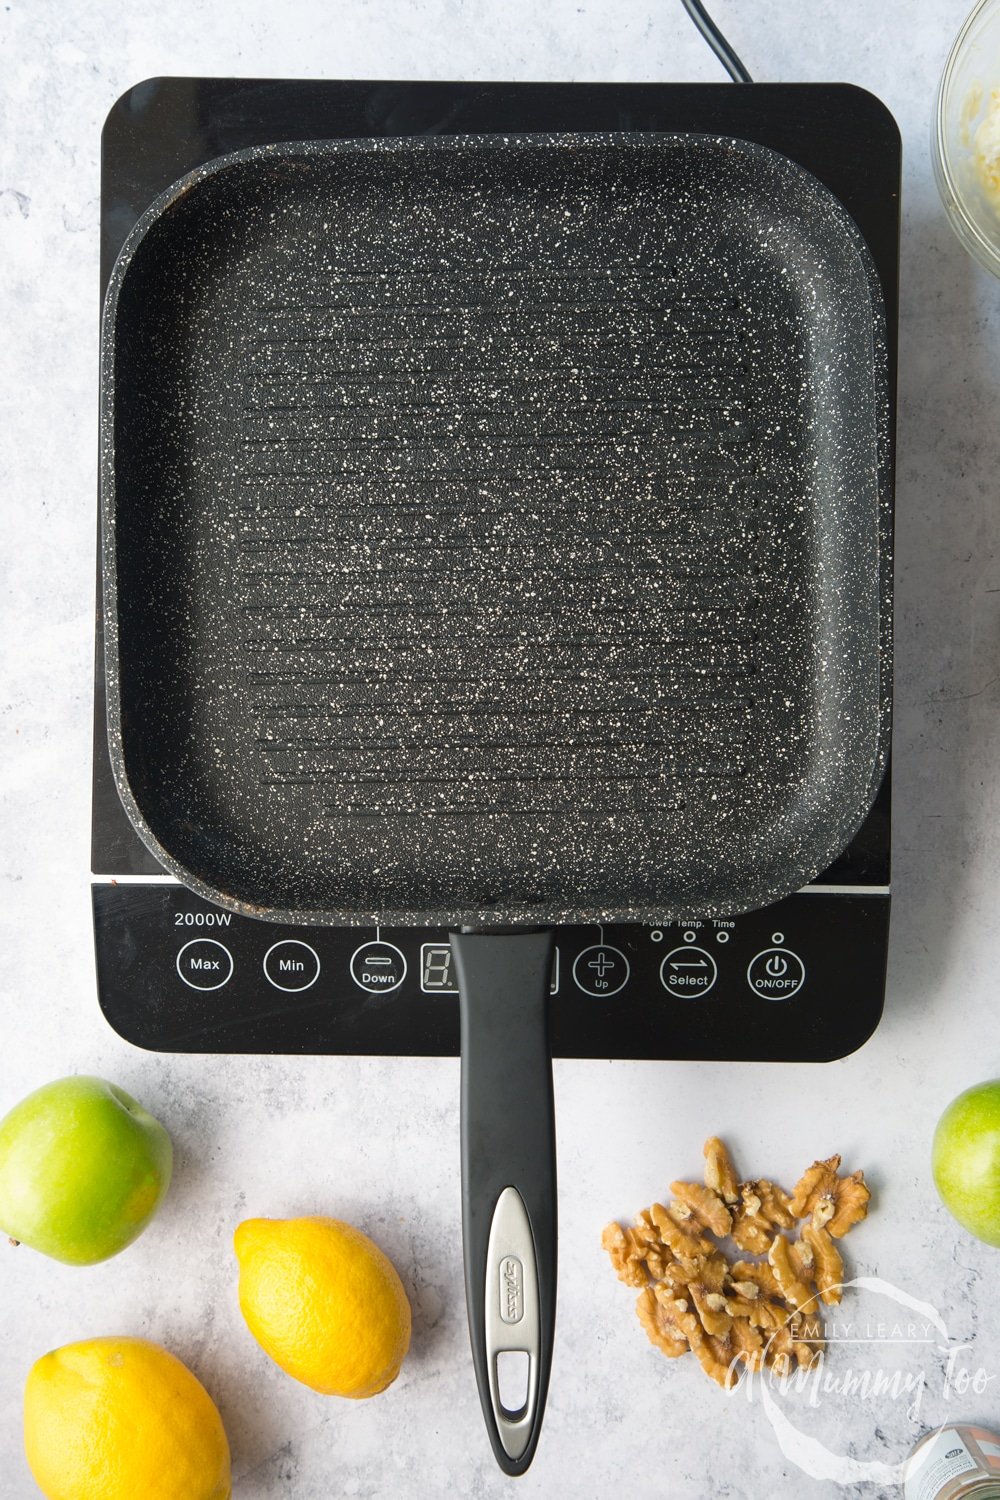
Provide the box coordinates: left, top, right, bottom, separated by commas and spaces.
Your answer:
100, 129, 893, 928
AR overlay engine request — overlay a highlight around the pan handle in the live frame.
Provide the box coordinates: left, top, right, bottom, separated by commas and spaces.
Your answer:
450, 928, 557, 1478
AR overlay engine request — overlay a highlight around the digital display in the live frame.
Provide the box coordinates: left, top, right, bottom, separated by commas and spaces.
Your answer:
421, 944, 456, 992
420, 944, 559, 994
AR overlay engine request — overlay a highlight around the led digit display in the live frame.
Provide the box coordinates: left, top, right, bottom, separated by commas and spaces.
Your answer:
420, 944, 457, 992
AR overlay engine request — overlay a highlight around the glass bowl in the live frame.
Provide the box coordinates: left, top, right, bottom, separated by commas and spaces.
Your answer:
933, 0, 1000, 277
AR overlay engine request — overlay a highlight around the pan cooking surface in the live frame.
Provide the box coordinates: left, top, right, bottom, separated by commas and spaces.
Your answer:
102, 133, 890, 923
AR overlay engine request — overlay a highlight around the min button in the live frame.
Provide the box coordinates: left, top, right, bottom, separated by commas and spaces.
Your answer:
264, 940, 320, 992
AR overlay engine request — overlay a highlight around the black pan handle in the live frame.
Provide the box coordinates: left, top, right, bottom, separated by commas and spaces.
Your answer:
450, 927, 557, 1477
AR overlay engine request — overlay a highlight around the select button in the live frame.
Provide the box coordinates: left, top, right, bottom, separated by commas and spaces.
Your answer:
660, 946, 718, 997
264, 940, 321, 993
176, 938, 233, 991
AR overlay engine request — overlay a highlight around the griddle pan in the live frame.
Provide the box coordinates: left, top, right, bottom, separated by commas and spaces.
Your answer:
101, 133, 891, 1474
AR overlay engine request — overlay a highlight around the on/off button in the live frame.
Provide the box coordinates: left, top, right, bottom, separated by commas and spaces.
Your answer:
747, 948, 805, 1000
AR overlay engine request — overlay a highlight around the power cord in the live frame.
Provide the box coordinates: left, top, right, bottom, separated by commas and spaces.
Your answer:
679, 0, 752, 83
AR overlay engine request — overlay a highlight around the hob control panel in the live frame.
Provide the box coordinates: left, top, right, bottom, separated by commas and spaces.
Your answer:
92, 883, 889, 1061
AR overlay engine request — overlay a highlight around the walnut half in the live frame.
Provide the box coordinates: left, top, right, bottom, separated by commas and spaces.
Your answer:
703, 1137, 741, 1205
732, 1179, 795, 1254
791, 1156, 871, 1238
601, 1221, 649, 1288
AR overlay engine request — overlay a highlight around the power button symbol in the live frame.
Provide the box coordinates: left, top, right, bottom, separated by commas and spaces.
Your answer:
747, 948, 805, 1000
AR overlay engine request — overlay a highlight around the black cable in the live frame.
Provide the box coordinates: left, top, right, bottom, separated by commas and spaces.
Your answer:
680, 0, 753, 83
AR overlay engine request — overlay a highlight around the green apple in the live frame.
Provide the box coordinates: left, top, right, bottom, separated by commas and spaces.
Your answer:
0, 1076, 172, 1265
933, 1080, 1000, 1246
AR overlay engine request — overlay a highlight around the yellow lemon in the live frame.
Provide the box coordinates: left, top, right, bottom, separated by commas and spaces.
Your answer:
23, 1335, 231, 1500
235, 1215, 411, 1397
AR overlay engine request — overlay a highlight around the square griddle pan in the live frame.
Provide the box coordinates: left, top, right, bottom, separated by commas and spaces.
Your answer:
101, 132, 891, 1472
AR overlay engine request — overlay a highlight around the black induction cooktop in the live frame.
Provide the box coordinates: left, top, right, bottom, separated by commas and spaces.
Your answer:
92, 77, 897, 1060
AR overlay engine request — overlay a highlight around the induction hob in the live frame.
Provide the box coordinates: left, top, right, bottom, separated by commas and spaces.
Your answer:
92, 78, 896, 1060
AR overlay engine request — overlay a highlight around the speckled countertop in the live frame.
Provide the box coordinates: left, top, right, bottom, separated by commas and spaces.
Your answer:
2, 2, 1000, 1497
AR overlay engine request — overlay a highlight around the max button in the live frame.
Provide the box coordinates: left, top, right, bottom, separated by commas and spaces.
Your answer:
176, 938, 233, 991
264, 940, 320, 992
350, 941, 407, 993
747, 948, 805, 1000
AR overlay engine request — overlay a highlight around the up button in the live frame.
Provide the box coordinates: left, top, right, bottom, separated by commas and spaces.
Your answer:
573, 945, 630, 997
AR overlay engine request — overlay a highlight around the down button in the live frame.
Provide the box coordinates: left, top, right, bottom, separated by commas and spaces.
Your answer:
350, 941, 407, 993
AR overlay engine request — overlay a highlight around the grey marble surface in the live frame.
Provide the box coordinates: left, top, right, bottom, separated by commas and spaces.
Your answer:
2, 1, 1000, 1496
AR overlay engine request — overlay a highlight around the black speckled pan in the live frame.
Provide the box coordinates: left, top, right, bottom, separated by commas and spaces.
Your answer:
101, 132, 891, 1474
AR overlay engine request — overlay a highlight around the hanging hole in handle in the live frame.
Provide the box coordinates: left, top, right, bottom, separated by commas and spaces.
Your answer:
495, 1349, 531, 1420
